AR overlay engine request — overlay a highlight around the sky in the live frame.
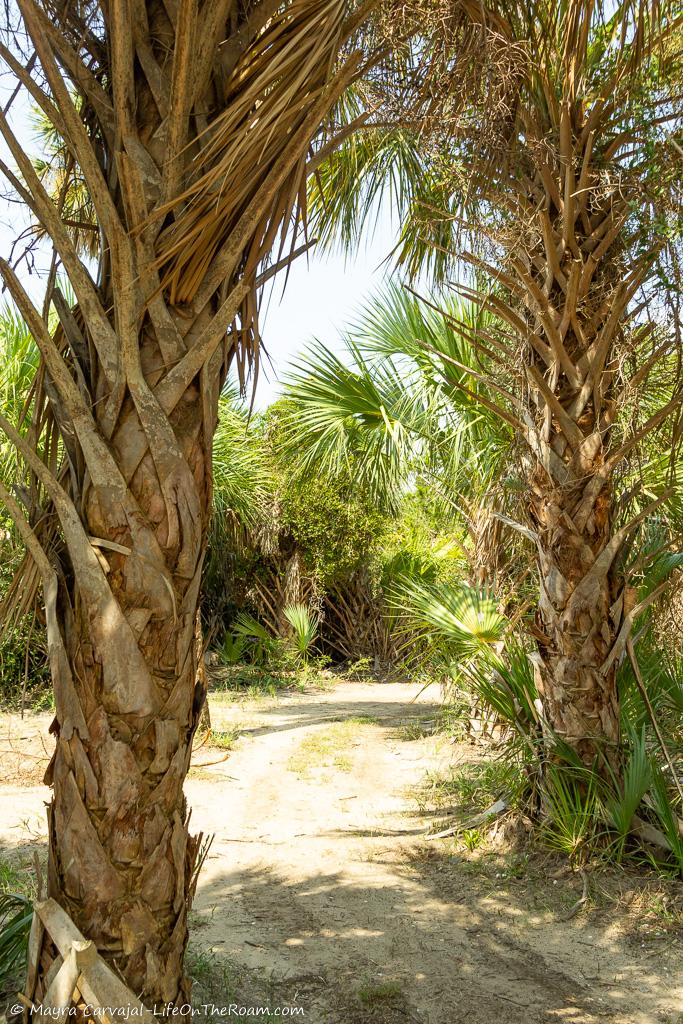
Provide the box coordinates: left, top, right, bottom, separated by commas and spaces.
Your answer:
255, 219, 397, 408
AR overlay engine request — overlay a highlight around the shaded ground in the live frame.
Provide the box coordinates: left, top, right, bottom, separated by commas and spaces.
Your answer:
1, 679, 682, 1023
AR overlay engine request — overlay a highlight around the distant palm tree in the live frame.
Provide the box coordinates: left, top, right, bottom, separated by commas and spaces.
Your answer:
434, 0, 683, 769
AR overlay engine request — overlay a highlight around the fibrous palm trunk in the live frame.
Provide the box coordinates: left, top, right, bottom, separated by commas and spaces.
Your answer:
449, 0, 683, 771
466, 98, 663, 767
0, 0, 366, 1004
508, 130, 625, 768
494, 109, 650, 767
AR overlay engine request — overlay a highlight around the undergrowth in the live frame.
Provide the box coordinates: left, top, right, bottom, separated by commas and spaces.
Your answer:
209, 662, 332, 700
400, 580, 683, 878
0, 853, 37, 1007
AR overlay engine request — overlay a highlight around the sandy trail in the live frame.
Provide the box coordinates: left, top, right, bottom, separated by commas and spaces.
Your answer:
188, 681, 682, 1024
1, 680, 681, 1023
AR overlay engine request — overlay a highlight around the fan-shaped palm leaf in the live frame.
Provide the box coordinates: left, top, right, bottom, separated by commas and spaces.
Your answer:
393, 577, 506, 662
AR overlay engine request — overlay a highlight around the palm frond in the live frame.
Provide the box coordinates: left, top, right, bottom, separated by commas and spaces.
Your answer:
282, 284, 514, 516
283, 603, 319, 663
604, 726, 652, 858
393, 576, 506, 662
211, 391, 271, 531
0, 892, 32, 989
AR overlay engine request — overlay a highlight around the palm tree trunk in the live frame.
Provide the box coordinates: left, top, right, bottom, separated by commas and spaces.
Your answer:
0, 0, 364, 1005
528, 459, 620, 767
38, 333, 209, 1005
502, 111, 630, 767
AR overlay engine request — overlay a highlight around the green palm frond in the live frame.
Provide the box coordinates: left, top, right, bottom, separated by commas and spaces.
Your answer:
618, 643, 683, 730
0, 303, 40, 491
309, 84, 460, 285
0, 892, 32, 989
540, 765, 604, 863
459, 640, 539, 738
282, 337, 434, 509
231, 613, 280, 666
604, 727, 652, 858
282, 285, 514, 517
283, 603, 319, 664
211, 390, 270, 532
648, 761, 683, 875
347, 284, 513, 482
393, 577, 506, 663
0, 304, 38, 419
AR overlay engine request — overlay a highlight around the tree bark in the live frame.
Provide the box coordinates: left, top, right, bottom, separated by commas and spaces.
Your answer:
0, 0, 363, 1006
500, 110, 630, 767
40, 335, 209, 1005
528, 465, 620, 767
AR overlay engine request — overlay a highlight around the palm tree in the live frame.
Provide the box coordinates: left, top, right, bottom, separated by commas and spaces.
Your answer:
310, 0, 683, 770
438, 0, 683, 770
283, 284, 517, 587
0, 0, 383, 1004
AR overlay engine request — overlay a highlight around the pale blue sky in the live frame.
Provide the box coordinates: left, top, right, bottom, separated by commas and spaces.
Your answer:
255, 219, 396, 407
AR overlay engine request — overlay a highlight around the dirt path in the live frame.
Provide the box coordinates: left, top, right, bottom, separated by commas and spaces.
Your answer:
189, 681, 682, 1024
1, 680, 681, 1023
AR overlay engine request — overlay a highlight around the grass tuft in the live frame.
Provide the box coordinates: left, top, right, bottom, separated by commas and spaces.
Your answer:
357, 980, 404, 1007
288, 718, 376, 775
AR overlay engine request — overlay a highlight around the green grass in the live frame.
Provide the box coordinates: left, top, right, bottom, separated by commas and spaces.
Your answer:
0, 860, 23, 895
208, 728, 240, 750
461, 828, 484, 851
186, 945, 238, 1007
396, 718, 436, 741
357, 980, 404, 1007
209, 663, 333, 702
0, 853, 38, 901
0, 853, 38, 1001
415, 758, 523, 815
210, 665, 293, 698
288, 717, 377, 775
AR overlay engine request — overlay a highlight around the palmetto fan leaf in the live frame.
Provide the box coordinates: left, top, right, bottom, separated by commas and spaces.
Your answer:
0, 303, 39, 424
393, 576, 506, 663
283, 336, 436, 508
0, 303, 41, 496
348, 283, 513, 465
283, 603, 320, 662
604, 726, 652, 855
283, 284, 513, 517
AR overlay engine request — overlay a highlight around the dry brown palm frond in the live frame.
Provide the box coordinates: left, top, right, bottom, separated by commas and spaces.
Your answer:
151, 0, 351, 306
